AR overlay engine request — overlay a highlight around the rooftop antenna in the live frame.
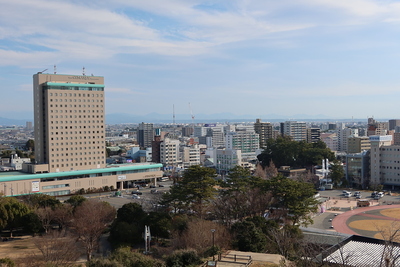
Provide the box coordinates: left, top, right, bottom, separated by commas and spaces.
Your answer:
173, 104, 176, 138
82, 66, 86, 76
38, 69, 48, 74
54, 65, 57, 74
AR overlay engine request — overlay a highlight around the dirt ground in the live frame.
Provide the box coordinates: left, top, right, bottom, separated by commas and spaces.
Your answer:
0, 236, 40, 263
0, 235, 88, 266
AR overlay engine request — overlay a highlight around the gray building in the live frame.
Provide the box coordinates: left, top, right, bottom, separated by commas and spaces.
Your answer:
138, 122, 154, 149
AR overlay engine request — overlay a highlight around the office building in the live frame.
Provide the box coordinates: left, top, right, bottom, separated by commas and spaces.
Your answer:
138, 122, 154, 149
389, 119, 400, 131
346, 151, 370, 189
254, 118, 273, 148
33, 73, 106, 173
369, 135, 393, 187
347, 136, 371, 154
337, 128, 358, 152
182, 126, 194, 137
181, 145, 201, 168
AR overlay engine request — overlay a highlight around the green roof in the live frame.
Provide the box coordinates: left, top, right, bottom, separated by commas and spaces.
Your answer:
45, 82, 104, 88
0, 164, 163, 182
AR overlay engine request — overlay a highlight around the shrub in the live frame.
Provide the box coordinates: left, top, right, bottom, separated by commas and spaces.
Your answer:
165, 249, 202, 267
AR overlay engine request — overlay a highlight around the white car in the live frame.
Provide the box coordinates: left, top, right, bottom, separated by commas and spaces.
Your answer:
132, 194, 141, 199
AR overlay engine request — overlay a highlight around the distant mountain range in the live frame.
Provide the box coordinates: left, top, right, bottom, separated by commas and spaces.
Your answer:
0, 113, 370, 126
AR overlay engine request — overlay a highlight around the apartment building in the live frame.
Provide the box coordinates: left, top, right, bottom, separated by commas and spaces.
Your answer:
254, 118, 273, 148
280, 121, 307, 141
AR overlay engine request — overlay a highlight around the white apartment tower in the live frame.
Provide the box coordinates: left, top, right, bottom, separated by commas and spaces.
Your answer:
280, 121, 307, 141
33, 73, 106, 173
160, 138, 180, 166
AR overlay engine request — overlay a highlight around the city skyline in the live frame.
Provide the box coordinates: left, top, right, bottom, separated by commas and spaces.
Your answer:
2, 1, 400, 119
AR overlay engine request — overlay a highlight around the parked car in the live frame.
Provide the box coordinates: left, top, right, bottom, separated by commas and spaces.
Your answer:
132, 194, 140, 199
132, 191, 143, 195
345, 192, 352, 198
150, 185, 156, 188
158, 184, 165, 187
150, 189, 159, 194
356, 194, 362, 199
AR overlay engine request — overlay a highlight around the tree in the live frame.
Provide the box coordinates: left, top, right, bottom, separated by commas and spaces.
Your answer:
65, 195, 87, 209
172, 219, 231, 256
71, 200, 116, 261
265, 175, 319, 226
35, 207, 54, 233
52, 204, 73, 231
231, 219, 267, 252
25, 139, 34, 152
32, 230, 80, 266
330, 160, 345, 187
23, 194, 61, 209
161, 165, 216, 218
266, 225, 304, 260
144, 212, 172, 239
213, 166, 270, 225
0, 197, 30, 237
257, 136, 335, 169
165, 249, 202, 267
109, 203, 146, 247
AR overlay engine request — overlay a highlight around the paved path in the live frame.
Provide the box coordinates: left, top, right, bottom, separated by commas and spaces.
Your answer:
332, 204, 400, 235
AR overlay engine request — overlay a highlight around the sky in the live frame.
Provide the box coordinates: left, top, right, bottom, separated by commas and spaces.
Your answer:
1, 0, 400, 120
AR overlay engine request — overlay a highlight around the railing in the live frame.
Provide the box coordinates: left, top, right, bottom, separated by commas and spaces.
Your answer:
202, 253, 252, 266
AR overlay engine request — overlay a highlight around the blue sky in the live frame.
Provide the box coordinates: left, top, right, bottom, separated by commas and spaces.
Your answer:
1, 0, 400, 120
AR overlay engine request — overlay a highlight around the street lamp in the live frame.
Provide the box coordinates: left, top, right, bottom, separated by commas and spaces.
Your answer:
211, 229, 216, 261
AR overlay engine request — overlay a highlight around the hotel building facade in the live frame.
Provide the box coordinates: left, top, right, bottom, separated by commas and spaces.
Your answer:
0, 72, 162, 196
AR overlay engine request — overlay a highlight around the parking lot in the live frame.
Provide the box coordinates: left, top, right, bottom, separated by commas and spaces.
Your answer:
57, 180, 174, 210
319, 189, 400, 204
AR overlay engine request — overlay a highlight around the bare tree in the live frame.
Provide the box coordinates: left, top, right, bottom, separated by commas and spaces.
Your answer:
35, 207, 54, 233
253, 163, 267, 179
253, 161, 278, 180
52, 204, 73, 231
172, 218, 231, 255
71, 200, 116, 261
33, 230, 80, 266
376, 221, 400, 267
264, 160, 278, 179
